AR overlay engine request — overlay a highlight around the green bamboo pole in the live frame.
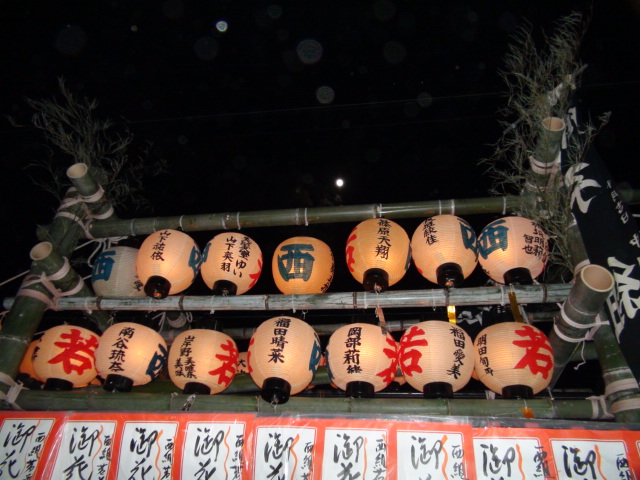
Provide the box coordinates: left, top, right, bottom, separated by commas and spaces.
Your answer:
2, 284, 572, 312
87, 195, 533, 238
66, 163, 116, 221
548, 263, 614, 387
527, 117, 565, 190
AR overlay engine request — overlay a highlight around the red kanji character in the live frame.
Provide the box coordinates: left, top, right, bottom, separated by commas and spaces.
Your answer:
513, 325, 553, 379
398, 327, 428, 376
209, 339, 239, 387
345, 229, 359, 273
48, 328, 98, 375
246, 338, 254, 373
248, 259, 262, 289
376, 336, 399, 384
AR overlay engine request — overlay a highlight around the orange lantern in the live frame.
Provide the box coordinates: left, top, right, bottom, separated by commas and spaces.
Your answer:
32, 325, 99, 390
236, 351, 250, 374
18, 340, 43, 383
477, 216, 548, 285
346, 218, 411, 291
325, 323, 398, 397
95, 322, 167, 392
411, 215, 478, 287
92, 246, 145, 297
248, 316, 321, 403
200, 232, 263, 295
168, 329, 238, 394
272, 236, 334, 294
398, 321, 473, 398
474, 322, 554, 398
136, 229, 202, 298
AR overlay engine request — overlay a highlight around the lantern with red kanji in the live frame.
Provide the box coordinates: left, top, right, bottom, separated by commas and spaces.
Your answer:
95, 322, 167, 392
325, 323, 398, 397
474, 322, 554, 398
272, 236, 334, 294
248, 316, 322, 404
346, 218, 411, 291
168, 329, 238, 394
200, 232, 263, 295
91, 246, 145, 297
32, 325, 99, 390
136, 229, 202, 298
411, 215, 478, 287
398, 321, 474, 398
477, 216, 548, 285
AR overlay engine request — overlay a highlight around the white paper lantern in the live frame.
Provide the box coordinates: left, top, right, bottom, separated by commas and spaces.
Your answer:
248, 316, 321, 403
95, 322, 167, 392
136, 229, 202, 298
200, 232, 263, 295
474, 322, 554, 398
346, 218, 411, 291
92, 246, 145, 297
325, 323, 398, 397
477, 216, 548, 284
168, 329, 238, 394
398, 321, 474, 397
32, 325, 99, 390
272, 236, 334, 294
411, 215, 478, 287
19, 340, 43, 383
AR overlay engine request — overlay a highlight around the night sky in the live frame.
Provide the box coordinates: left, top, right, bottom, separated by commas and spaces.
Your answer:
0, 0, 639, 371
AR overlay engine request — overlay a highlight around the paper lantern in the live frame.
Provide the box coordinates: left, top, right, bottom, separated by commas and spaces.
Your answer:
248, 316, 321, 403
95, 322, 167, 392
398, 321, 474, 398
411, 215, 478, 287
18, 340, 43, 382
236, 351, 250, 374
92, 246, 145, 297
346, 218, 411, 291
325, 323, 398, 397
168, 329, 238, 394
272, 236, 334, 294
32, 325, 99, 390
474, 322, 554, 398
477, 216, 548, 285
200, 232, 263, 295
136, 229, 202, 298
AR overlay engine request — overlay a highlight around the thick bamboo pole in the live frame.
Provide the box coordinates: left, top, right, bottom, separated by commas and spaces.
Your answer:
2, 284, 572, 312
66, 163, 115, 221
87, 195, 532, 238
527, 117, 565, 190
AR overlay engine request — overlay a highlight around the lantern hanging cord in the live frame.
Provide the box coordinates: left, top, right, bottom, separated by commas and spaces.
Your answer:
0, 372, 24, 411
502, 196, 507, 215
179, 215, 184, 230
236, 212, 242, 230
304, 208, 308, 227
291, 294, 296, 314
181, 393, 196, 412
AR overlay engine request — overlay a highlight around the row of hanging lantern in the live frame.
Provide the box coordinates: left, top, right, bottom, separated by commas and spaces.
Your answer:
22, 314, 554, 402
91, 214, 549, 299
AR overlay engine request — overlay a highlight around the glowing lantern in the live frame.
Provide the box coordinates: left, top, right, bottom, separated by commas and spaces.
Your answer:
398, 321, 473, 398
325, 323, 398, 397
477, 216, 548, 285
168, 329, 238, 394
200, 232, 263, 295
411, 215, 478, 287
91, 246, 145, 297
136, 229, 202, 298
95, 322, 167, 392
346, 218, 411, 291
32, 325, 99, 390
272, 236, 334, 294
248, 316, 321, 404
474, 322, 554, 398
236, 351, 250, 374
18, 340, 43, 382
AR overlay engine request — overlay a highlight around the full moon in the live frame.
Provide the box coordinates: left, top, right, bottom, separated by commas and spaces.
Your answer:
336, 178, 344, 187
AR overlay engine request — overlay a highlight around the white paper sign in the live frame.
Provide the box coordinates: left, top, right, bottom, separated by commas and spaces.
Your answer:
550, 438, 631, 480
253, 426, 316, 480
116, 421, 178, 480
0, 417, 55, 480
398, 430, 466, 480
322, 427, 388, 480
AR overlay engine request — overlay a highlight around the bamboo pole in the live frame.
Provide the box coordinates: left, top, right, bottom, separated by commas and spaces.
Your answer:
66, 163, 115, 221
527, 117, 565, 190
2, 284, 572, 313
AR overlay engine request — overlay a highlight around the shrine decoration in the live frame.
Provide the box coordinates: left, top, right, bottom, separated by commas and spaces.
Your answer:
136, 229, 202, 298
477, 216, 548, 285
91, 246, 145, 297
95, 322, 167, 392
346, 218, 411, 291
32, 325, 99, 390
168, 329, 238, 395
272, 236, 334, 294
398, 321, 474, 398
200, 232, 263, 295
248, 316, 321, 404
325, 323, 398, 398
474, 322, 554, 398
411, 215, 478, 287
